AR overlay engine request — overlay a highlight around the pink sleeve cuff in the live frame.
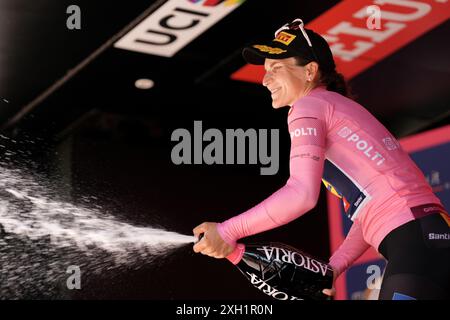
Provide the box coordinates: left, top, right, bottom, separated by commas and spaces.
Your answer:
328, 256, 344, 277
225, 243, 245, 265
217, 223, 245, 264
216, 221, 237, 246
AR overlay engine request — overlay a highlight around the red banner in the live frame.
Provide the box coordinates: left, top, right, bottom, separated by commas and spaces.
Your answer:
231, 0, 450, 83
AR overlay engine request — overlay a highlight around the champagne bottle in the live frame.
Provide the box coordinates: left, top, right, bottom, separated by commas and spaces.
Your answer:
226, 242, 333, 300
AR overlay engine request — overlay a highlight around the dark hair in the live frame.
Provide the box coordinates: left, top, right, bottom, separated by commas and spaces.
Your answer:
294, 57, 352, 98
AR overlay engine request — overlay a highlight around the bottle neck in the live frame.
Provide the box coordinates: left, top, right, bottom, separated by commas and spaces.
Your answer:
226, 243, 245, 265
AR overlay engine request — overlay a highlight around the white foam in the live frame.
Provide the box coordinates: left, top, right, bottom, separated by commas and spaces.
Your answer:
0, 166, 195, 255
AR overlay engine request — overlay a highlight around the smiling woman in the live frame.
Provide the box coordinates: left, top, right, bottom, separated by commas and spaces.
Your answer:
257, 22, 350, 109
262, 58, 312, 109
192, 18, 450, 300
262, 57, 349, 110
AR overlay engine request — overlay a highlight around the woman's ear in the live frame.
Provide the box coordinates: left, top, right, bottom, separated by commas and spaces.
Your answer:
306, 62, 319, 81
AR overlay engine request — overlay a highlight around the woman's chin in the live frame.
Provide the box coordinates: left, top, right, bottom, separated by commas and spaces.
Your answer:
271, 99, 281, 108
271, 102, 287, 109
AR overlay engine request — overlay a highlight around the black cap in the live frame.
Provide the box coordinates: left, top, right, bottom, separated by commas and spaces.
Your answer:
242, 19, 336, 72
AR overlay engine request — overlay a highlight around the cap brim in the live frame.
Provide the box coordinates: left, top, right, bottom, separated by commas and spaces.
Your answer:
242, 45, 295, 65
242, 47, 266, 65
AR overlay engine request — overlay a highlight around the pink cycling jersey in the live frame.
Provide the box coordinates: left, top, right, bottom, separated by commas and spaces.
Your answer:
217, 86, 443, 276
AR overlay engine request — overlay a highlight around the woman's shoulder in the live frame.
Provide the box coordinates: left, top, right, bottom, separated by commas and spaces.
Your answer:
290, 90, 332, 121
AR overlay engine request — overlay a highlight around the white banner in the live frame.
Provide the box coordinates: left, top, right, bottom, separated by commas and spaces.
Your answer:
114, 0, 245, 57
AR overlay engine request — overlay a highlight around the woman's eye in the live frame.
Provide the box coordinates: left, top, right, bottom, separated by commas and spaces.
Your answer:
272, 67, 281, 72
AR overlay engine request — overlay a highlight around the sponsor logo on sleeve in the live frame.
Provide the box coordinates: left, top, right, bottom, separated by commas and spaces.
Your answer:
289, 127, 317, 139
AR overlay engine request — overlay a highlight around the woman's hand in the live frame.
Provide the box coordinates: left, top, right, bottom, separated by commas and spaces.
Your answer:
322, 270, 337, 297
193, 222, 235, 259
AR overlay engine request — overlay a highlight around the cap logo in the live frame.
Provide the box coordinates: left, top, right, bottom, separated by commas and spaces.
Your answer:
274, 31, 296, 46
253, 45, 287, 55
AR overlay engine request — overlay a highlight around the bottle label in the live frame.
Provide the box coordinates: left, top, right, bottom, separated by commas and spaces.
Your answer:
257, 246, 330, 276
237, 242, 333, 300
246, 272, 303, 301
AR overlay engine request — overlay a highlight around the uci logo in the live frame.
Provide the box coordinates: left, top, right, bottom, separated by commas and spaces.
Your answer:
115, 0, 246, 57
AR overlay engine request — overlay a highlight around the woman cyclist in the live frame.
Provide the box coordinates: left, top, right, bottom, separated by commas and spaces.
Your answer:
193, 19, 450, 300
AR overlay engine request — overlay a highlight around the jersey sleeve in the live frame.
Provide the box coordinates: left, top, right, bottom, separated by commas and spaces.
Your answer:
217, 96, 329, 246
328, 219, 370, 276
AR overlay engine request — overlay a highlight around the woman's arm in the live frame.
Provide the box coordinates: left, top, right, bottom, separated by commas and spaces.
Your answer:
217, 145, 325, 245
193, 96, 330, 258
328, 219, 370, 277
217, 97, 328, 245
